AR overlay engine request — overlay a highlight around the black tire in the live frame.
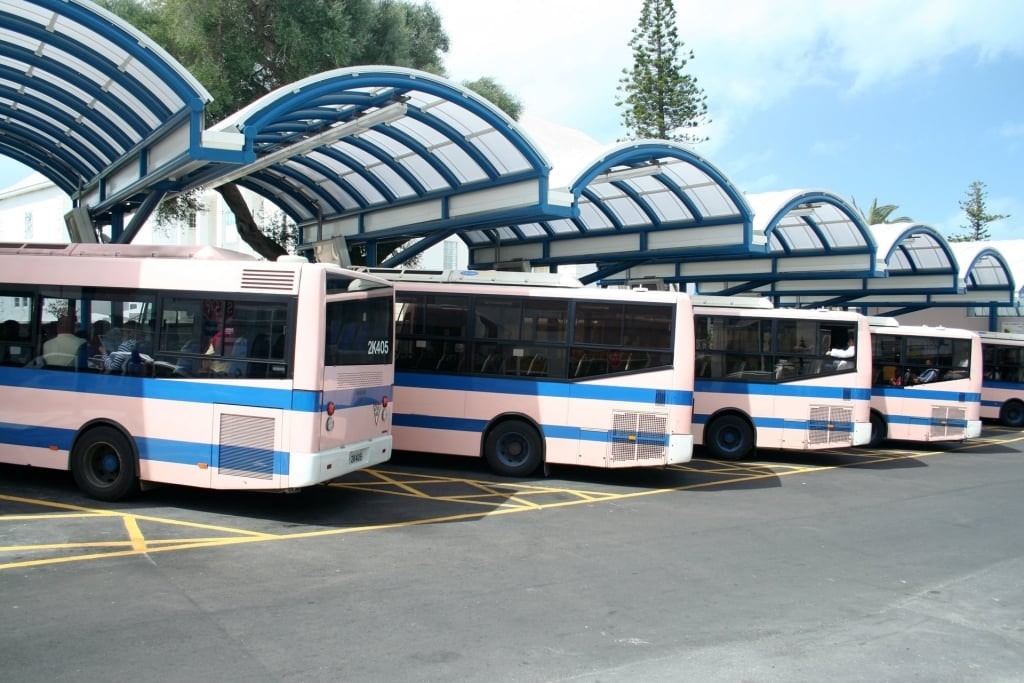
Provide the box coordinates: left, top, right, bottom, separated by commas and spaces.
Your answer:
868, 412, 888, 447
705, 414, 755, 461
483, 420, 543, 477
1000, 400, 1024, 428
70, 426, 140, 501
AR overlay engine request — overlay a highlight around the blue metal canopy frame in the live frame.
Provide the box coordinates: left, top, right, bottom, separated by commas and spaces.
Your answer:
187, 66, 572, 264
464, 140, 760, 278
0, 0, 212, 229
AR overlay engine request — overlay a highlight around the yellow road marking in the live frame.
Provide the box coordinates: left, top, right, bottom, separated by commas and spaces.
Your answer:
2, 432, 1021, 571
123, 515, 147, 552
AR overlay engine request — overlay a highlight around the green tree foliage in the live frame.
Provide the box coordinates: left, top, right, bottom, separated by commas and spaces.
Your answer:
946, 181, 1010, 242
850, 197, 911, 225
461, 77, 523, 120
616, 0, 709, 143
100, 0, 522, 261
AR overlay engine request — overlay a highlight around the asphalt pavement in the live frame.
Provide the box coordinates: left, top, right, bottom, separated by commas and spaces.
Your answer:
2, 429, 1023, 682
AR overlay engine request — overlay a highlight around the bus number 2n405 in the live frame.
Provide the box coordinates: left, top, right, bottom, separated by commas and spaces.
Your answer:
367, 340, 390, 355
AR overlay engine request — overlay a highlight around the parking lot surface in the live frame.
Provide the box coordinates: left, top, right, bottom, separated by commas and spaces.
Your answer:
3, 428, 1024, 682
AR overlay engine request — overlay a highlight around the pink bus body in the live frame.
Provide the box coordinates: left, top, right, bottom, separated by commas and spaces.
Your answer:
692, 297, 872, 460
0, 243, 394, 500
978, 331, 1024, 427
376, 270, 695, 476
868, 320, 982, 445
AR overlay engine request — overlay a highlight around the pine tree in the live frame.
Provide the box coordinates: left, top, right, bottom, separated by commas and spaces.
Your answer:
946, 181, 1010, 242
616, 0, 710, 143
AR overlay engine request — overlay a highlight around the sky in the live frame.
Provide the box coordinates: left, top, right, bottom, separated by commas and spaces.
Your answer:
428, 0, 1024, 239
1, 0, 1021, 239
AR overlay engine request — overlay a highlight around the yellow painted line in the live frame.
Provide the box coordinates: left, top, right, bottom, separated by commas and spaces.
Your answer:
2, 435, 1020, 571
123, 515, 147, 552
463, 481, 542, 509
0, 512, 114, 521
0, 494, 120, 514
0, 537, 260, 552
365, 469, 432, 497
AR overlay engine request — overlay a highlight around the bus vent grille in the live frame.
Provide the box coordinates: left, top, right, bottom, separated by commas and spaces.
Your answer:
335, 370, 385, 389
609, 411, 668, 463
218, 414, 276, 479
930, 405, 966, 438
807, 405, 853, 446
241, 268, 297, 291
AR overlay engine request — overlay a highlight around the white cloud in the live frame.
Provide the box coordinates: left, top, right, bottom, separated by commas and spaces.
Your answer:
429, 0, 1024, 143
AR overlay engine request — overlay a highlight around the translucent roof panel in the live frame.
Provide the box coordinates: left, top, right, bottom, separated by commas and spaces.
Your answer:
0, 0, 210, 201
204, 66, 553, 231
466, 140, 756, 271
968, 253, 1011, 287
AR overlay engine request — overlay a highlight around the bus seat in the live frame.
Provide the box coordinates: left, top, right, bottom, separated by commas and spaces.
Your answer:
436, 353, 461, 371
227, 336, 249, 377
480, 352, 499, 373
625, 353, 649, 371
247, 334, 271, 377
526, 354, 548, 376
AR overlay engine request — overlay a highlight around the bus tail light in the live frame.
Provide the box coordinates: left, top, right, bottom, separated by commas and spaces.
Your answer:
381, 396, 389, 408
326, 401, 336, 416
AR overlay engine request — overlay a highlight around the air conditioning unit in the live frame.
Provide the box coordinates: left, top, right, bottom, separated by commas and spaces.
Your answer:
493, 259, 530, 272
312, 235, 351, 267
64, 205, 98, 243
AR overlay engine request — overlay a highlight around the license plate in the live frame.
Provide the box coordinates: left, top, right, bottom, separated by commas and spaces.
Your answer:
349, 450, 365, 464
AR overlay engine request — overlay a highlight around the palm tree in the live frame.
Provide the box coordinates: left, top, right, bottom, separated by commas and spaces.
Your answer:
851, 197, 912, 225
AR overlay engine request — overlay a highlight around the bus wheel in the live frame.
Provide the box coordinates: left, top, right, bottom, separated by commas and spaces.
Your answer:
705, 415, 754, 461
71, 426, 140, 501
1000, 401, 1024, 428
484, 421, 543, 477
868, 413, 887, 447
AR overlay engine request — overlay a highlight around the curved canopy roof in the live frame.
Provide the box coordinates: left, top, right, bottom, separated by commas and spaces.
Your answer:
196, 66, 570, 262
0, 0, 210, 210
0, 0, 1015, 321
464, 140, 759, 278
764, 225, 1016, 313
949, 242, 1016, 302
596, 189, 878, 290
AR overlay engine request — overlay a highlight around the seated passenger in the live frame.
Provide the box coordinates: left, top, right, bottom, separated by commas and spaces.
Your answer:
42, 314, 86, 367
825, 334, 856, 370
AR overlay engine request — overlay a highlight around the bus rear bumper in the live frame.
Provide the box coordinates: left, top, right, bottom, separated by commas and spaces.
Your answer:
966, 420, 982, 439
851, 421, 872, 446
667, 434, 694, 464
290, 435, 392, 487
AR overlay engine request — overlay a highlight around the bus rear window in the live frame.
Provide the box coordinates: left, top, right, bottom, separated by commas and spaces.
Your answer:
325, 296, 393, 366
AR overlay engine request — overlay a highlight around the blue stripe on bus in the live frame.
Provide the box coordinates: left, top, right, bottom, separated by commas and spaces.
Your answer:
981, 399, 1004, 409
0, 421, 67, 449
0, 422, 288, 474
0, 366, 390, 412
393, 414, 670, 445
694, 379, 870, 401
396, 372, 692, 406
870, 387, 981, 402
879, 414, 969, 428
691, 414, 854, 433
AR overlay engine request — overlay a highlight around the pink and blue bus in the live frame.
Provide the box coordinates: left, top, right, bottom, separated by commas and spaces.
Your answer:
868, 318, 981, 445
978, 331, 1024, 427
0, 243, 394, 500
374, 269, 695, 476
692, 297, 873, 460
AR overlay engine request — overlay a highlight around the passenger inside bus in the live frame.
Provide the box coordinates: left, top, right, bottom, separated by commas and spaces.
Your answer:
825, 333, 856, 370
42, 314, 86, 367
